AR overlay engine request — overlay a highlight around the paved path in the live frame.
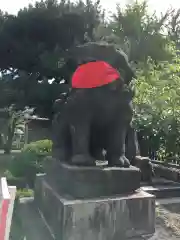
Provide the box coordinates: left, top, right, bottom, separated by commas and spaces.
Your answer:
10, 198, 53, 240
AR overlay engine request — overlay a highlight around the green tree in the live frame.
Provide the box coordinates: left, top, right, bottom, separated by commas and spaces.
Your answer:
0, 0, 103, 79
133, 56, 180, 159
167, 9, 180, 48
0, 0, 103, 116
98, 0, 174, 62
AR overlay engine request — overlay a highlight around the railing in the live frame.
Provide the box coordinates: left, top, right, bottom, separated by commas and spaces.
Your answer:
0, 178, 16, 240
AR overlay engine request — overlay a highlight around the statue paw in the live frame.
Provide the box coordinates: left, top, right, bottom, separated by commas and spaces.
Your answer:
71, 154, 96, 166
123, 156, 131, 167
108, 155, 130, 168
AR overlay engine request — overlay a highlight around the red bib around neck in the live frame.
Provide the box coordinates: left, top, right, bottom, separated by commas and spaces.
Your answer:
72, 61, 120, 89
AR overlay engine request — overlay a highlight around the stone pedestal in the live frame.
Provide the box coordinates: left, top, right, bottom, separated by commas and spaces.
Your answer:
44, 158, 141, 198
34, 161, 155, 240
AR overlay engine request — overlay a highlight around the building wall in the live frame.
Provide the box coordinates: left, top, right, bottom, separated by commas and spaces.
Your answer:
27, 119, 52, 143
0, 116, 52, 145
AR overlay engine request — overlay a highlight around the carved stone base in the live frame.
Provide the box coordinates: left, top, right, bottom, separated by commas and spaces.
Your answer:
44, 157, 141, 199
134, 156, 154, 183
34, 174, 155, 240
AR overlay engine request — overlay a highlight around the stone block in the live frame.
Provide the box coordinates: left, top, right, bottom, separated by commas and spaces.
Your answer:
135, 156, 154, 183
44, 158, 141, 199
34, 174, 155, 240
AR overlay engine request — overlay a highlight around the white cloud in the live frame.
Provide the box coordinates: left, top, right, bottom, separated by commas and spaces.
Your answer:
0, 0, 36, 14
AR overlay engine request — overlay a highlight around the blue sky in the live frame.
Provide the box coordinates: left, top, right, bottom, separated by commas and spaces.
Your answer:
0, 0, 180, 15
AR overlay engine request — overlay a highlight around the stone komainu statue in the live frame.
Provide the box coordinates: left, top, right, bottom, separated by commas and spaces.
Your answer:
52, 42, 136, 167
52, 42, 154, 180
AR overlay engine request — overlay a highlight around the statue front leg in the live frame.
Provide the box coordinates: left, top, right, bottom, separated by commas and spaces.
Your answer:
106, 99, 133, 167
52, 113, 71, 162
107, 121, 130, 168
70, 121, 96, 166
125, 125, 140, 165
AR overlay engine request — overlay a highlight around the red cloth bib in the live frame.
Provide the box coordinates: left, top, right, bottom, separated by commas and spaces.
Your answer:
72, 61, 120, 88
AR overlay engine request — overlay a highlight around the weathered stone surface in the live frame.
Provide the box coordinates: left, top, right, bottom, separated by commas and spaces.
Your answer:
44, 158, 141, 199
34, 174, 155, 240
135, 156, 154, 183
153, 163, 180, 182
141, 177, 180, 199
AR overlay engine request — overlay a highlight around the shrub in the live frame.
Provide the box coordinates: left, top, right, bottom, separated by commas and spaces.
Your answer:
22, 139, 52, 155
7, 151, 41, 187
16, 189, 34, 199
4, 170, 27, 188
6, 140, 52, 187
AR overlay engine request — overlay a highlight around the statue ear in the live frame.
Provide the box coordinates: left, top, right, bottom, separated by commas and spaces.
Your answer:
126, 70, 136, 85
118, 68, 125, 79
114, 52, 136, 85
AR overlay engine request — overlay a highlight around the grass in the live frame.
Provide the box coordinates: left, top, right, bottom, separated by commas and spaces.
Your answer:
16, 189, 34, 199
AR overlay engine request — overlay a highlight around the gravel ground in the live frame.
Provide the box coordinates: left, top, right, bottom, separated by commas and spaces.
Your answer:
133, 203, 180, 240
149, 204, 180, 240
150, 222, 178, 240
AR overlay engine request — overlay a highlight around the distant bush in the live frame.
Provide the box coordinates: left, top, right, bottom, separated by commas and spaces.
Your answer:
7, 151, 41, 187
7, 139, 52, 188
22, 139, 52, 155
16, 189, 34, 199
